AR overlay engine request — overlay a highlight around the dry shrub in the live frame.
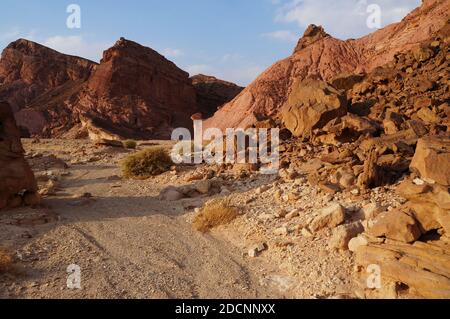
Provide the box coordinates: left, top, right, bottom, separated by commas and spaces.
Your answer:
0, 247, 13, 273
121, 147, 173, 178
122, 140, 137, 149
193, 198, 239, 232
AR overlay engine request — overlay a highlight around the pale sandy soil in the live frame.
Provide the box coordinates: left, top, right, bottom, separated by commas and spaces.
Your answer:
0, 139, 366, 299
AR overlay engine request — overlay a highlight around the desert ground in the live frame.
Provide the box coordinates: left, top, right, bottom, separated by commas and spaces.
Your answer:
0, 138, 368, 299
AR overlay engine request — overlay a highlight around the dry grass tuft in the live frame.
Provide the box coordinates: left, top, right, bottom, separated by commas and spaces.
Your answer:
122, 140, 137, 149
121, 147, 173, 179
193, 198, 239, 232
0, 247, 13, 273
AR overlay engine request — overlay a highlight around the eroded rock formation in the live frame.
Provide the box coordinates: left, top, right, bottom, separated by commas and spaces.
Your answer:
0, 101, 39, 210
74, 38, 198, 140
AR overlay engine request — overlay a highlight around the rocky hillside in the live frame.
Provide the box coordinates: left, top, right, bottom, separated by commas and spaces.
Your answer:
275, 19, 450, 298
204, 0, 449, 131
0, 39, 96, 114
71, 38, 199, 140
0, 39, 243, 139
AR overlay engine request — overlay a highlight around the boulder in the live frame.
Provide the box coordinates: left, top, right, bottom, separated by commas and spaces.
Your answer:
281, 79, 347, 138
355, 241, 450, 299
329, 222, 364, 250
368, 209, 422, 243
159, 186, 185, 201
410, 136, 450, 186
348, 235, 369, 252
397, 180, 450, 234
310, 203, 346, 232
0, 102, 38, 209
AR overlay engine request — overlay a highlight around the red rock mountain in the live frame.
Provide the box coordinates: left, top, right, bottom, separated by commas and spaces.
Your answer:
190, 74, 244, 118
0, 38, 243, 139
0, 39, 96, 113
204, 0, 450, 131
73, 38, 199, 139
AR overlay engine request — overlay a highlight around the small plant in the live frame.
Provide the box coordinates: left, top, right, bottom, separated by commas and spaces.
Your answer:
121, 147, 173, 178
122, 140, 137, 149
0, 247, 13, 273
193, 198, 239, 233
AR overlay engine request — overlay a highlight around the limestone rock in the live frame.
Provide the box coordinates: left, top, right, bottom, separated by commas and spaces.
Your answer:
310, 203, 346, 232
329, 222, 364, 250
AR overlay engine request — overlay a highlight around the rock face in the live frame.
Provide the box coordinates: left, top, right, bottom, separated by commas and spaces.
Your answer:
190, 74, 243, 119
354, 180, 450, 299
410, 137, 450, 186
203, 0, 449, 131
0, 101, 38, 210
281, 79, 347, 138
75, 38, 198, 139
0, 38, 202, 139
0, 38, 96, 114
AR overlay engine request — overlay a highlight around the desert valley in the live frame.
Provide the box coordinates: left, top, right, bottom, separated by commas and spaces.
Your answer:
0, 0, 449, 299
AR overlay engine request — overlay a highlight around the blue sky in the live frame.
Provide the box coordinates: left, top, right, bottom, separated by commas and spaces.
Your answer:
0, 0, 421, 85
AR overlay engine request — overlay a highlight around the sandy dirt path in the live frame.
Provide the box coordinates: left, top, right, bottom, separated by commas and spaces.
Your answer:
1, 155, 285, 299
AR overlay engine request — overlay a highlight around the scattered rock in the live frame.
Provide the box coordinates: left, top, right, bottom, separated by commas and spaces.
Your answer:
329, 222, 364, 250
248, 242, 267, 258
310, 203, 346, 232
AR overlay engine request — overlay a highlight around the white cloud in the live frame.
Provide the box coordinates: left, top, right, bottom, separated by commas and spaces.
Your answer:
43, 35, 109, 62
162, 47, 184, 58
275, 0, 421, 39
261, 30, 298, 43
185, 64, 215, 76
0, 28, 21, 41
221, 53, 242, 62
0, 28, 37, 42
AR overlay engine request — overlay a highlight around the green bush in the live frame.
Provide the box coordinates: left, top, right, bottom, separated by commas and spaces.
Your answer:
122, 140, 137, 149
121, 147, 173, 178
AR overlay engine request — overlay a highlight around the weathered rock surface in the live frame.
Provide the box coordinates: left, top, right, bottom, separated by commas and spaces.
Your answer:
410, 137, 450, 186
0, 39, 96, 114
75, 38, 198, 139
281, 79, 347, 138
310, 202, 346, 232
354, 178, 450, 298
0, 101, 38, 209
355, 239, 450, 299
1, 38, 201, 139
